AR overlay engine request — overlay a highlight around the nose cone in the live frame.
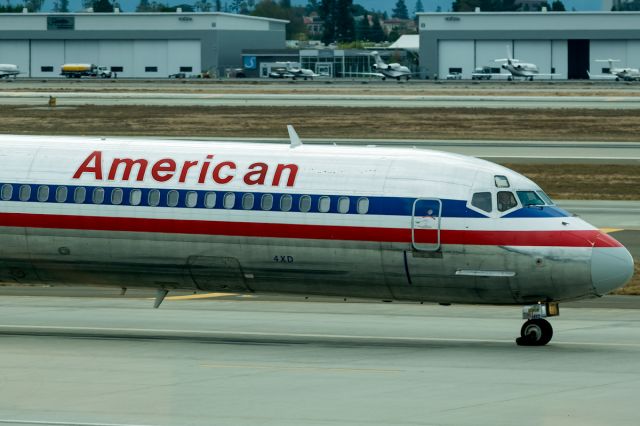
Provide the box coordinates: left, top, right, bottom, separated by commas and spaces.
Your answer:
591, 234, 635, 295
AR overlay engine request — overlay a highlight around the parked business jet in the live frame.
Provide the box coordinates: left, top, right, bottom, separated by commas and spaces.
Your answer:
494, 47, 557, 81
0, 64, 20, 78
355, 51, 414, 81
0, 129, 633, 346
592, 59, 640, 81
268, 63, 319, 80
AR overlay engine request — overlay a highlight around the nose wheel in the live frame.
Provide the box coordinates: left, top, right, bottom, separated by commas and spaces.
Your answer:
516, 319, 553, 346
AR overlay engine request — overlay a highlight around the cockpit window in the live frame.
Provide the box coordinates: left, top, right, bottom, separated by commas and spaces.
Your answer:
471, 192, 492, 213
494, 175, 510, 188
517, 191, 545, 207
536, 191, 554, 205
497, 191, 518, 212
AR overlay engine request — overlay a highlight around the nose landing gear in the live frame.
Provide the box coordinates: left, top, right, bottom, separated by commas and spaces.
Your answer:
516, 303, 559, 346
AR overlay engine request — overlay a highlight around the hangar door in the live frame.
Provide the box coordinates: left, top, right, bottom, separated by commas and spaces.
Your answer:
438, 40, 474, 79
0, 41, 29, 77
568, 40, 589, 80
514, 41, 553, 75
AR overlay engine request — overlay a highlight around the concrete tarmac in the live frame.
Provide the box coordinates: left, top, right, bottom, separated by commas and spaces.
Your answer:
0, 296, 639, 426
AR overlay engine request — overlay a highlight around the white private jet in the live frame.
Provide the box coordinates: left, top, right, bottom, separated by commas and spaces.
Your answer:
0, 64, 21, 79
352, 51, 414, 81
591, 59, 640, 81
0, 129, 634, 346
493, 47, 558, 81
268, 62, 319, 80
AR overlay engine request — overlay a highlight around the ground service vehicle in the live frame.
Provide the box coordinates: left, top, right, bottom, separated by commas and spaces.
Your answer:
61, 64, 112, 78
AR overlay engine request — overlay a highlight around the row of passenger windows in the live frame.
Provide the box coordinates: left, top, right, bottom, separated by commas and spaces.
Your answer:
0, 184, 370, 214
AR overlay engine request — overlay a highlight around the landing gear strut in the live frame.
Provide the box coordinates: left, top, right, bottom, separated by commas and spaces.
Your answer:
516, 302, 559, 346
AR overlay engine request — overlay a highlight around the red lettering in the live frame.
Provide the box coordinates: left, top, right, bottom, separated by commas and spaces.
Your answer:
179, 160, 199, 183
73, 151, 103, 180
272, 164, 299, 187
108, 158, 148, 181
212, 161, 236, 184
243, 162, 268, 185
198, 155, 214, 184
151, 158, 176, 182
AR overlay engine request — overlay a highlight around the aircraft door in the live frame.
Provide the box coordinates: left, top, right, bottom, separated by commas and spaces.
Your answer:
187, 256, 251, 292
411, 198, 442, 252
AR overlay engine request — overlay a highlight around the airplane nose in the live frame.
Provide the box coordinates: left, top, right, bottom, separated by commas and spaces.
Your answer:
591, 234, 635, 296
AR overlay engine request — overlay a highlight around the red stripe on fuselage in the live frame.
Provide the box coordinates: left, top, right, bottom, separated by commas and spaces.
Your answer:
0, 212, 621, 248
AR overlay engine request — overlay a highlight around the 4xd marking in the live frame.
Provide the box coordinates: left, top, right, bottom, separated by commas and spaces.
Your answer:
73, 151, 300, 187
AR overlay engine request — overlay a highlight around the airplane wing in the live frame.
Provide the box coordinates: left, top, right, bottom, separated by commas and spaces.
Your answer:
587, 71, 617, 80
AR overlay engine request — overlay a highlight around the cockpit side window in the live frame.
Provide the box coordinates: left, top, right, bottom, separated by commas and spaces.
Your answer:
494, 175, 510, 188
497, 191, 518, 212
516, 191, 545, 207
471, 192, 492, 213
536, 191, 554, 205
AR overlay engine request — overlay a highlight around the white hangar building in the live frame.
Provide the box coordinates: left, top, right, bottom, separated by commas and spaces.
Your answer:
0, 12, 286, 78
418, 11, 640, 80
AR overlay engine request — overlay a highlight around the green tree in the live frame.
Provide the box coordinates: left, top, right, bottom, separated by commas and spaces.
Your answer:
355, 14, 370, 41
93, 0, 114, 12
414, 0, 424, 15
369, 13, 386, 42
53, 0, 69, 12
0, 3, 24, 12
24, 0, 44, 11
320, 0, 354, 44
452, 0, 517, 12
392, 0, 408, 19
550, 0, 565, 10
215, 0, 221, 10
279, 0, 290, 7
252, 0, 306, 38
136, 0, 150, 11
305, 0, 319, 14
195, 0, 212, 11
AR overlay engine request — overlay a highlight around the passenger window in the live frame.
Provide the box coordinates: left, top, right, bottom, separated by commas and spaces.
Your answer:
185, 191, 198, 208
318, 196, 330, 213
338, 197, 350, 214
92, 187, 105, 204
148, 189, 160, 207
37, 186, 49, 202
497, 191, 518, 212
471, 192, 492, 213
74, 187, 86, 203
261, 194, 273, 210
357, 197, 369, 214
111, 188, 123, 205
280, 194, 292, 212
167, 190, 179, 207
204, 192, 216, 208
130, 189, 142, 206
55, 186, 68, 202
242, 193, 254, 210
223, 192, 235, 209
1, 184, 13, 201
299, 195, 311, 212
516, 191, 545, 207
19, 185, 31, 201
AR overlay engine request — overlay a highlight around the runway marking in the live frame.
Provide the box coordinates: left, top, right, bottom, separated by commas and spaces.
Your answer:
600, 228, 624, 234
200, 363, 401, 374
2, 324, 640, 348
163, 292, 247, 301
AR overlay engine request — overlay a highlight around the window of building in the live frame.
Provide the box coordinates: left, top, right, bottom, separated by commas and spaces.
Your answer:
55, 186, 67, 203
318, 196, 330, 213
185, 191, 198, 208
280, 194, 292, 212
92, 187, 105, 204
111, 188, 123, 205
37, 185, 49, 202
148, 189, 160, 207
337, 197, 350, 214
74, 187, 86, 203
449, 67, 462, 74
204, 192, 216, 208
299, 195, 311, 212
111, 66, 124, 72
261, 194, 273, 210
145, 66, 158, 72
167, 190, 179, 207
40, 66, 54, 72
1, 184, 12, 201
357, 197, 369, 214
471, 192, 492, 213
223, 192, 235, 209
497, 191, 518, 212
19, 185, 31, 201
242, 193, 254, 210
130, 189, 141, 206
179, 66, 193, 72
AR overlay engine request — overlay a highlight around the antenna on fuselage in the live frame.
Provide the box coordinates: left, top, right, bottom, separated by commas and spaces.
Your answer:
287, 125, 303, 148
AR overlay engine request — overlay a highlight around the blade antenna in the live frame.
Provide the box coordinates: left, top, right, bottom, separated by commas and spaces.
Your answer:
287, 125, 303, 148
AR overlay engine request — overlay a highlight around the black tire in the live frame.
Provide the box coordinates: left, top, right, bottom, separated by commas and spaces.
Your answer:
517, 319, 553, 346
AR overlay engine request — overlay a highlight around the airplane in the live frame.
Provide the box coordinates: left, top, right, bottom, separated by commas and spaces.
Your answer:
591, 59, 640, 81
0, 128, 634, 346
0, 64, 21, 79
493, 47, 558, 81
351, 51, 414, 81
268, 62, 319, 80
